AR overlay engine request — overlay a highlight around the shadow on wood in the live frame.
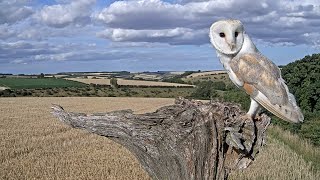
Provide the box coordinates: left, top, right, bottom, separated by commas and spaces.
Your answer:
51, 97, 270, 180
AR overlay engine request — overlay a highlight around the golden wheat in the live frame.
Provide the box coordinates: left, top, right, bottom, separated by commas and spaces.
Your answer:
66, 78, 194, 87
1, 97, 174, 180
1, 97, 319, 180
267, 125, 320, 171
185, 70, 227, 78
229, 137, 320, 180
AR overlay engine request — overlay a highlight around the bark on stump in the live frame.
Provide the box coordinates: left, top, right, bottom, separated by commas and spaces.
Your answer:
51, 97, 270, 180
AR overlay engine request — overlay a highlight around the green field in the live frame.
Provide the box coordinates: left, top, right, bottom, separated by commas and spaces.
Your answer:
0, 78, 86, 89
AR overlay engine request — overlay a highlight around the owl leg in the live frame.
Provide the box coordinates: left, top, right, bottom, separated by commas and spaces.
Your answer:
246, 98, 260, 119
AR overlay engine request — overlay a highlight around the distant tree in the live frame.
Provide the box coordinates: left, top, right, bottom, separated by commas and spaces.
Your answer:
212, 81, 226, 91
191, 81, 218, 100
37, 73, 45, 78
274, 53, 320, 146
222, 90, 250, 111
162, 71, 195, 84
110, 78, 119, 88
180, 71, 194, 77
281, 53, 320, 113
163, 77, 186, 84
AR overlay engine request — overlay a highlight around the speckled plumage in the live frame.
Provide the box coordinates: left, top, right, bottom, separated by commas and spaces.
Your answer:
230, 53, 288, 106
209, 19, 304, 123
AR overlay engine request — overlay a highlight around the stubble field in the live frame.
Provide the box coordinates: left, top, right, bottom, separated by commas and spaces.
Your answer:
1, 97, 319, 180
66, 78, 194, 87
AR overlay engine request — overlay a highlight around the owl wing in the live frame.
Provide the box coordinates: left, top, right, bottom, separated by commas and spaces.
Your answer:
230, 53, 304, 123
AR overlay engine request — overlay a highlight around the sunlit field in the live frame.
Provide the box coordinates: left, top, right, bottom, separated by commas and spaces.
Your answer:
1, 97, 319, 180
66, 78, 194, 87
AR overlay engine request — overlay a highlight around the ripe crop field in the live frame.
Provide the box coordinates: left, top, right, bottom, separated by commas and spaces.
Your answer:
66, 78, 194, 87
1, 97, 319, 180
0, 78, 86, 89
185, 70, 227, 78
182, 71, 231, 84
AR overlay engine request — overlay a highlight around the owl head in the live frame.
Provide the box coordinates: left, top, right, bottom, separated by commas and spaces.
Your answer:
209, 19, 244, 55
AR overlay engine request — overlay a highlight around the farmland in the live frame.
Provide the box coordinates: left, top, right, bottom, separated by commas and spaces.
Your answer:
0, 78, 86, 89
66, 78, 194, 87
1, 97, 319, 180
0, 76, 195, 98
185, 70, 227, 78
182, 70, 231, 85
0, 54, 319, 179
0, 86, 194, 98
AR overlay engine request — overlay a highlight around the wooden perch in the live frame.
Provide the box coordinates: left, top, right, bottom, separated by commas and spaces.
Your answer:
51, 97, 270, 180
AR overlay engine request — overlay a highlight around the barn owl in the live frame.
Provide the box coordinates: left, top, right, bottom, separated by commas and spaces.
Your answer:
209, 19, 304, 123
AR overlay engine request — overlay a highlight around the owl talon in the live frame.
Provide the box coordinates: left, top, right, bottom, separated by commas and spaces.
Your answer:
240, 114, 253, 122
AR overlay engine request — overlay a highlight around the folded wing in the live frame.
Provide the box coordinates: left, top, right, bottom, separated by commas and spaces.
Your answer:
230, 53, 304, 123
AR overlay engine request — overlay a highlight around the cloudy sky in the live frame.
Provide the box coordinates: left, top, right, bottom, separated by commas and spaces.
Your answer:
1, 0, 319, 74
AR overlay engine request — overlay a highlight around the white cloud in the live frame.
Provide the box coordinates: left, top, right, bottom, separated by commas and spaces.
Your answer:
1, 0, 320, 71
0, 0, 33, 24
97, 28, 208, 45
17, 28, 43, 40
35, 52, 74, 61
36, 0, 96, 28
95, 0, 189, 29
176, 0, 209, 4
303, 32, 320, 48
3, 41, 33, 49
0, 24, 16, 39
95, 0, 275, 30
95, 0, 320, 46
107, 42, 165, 48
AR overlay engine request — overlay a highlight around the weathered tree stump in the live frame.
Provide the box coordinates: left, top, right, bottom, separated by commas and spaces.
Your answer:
51, 97, 270, 180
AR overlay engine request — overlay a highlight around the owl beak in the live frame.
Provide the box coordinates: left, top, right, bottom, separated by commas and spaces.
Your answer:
229, 43, 236, 51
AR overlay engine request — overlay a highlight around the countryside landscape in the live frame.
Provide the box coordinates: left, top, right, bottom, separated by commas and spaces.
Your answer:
1, 54, 320, 179
2, 0, 320, 179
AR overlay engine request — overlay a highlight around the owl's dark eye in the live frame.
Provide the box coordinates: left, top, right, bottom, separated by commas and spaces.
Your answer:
219, 32, 225, 38
235, 32, 239, 37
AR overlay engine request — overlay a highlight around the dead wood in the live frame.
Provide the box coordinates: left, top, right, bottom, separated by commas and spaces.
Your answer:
51, 97, 270, 180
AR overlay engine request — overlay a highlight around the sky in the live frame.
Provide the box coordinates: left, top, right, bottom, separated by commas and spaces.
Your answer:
0, 0, 319, 74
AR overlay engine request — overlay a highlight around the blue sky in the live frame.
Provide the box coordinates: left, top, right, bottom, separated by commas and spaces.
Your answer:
0, 0, 319, 74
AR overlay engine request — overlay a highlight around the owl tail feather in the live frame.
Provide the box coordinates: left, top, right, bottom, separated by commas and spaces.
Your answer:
254, 91, 304, 123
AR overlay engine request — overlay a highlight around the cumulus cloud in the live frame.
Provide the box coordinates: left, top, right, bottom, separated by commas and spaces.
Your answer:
95, 0, 191, 29
95, 0, 276, 30
176, 0, 209, 4
0, 40, 150, 65
17, 28, 43, 41
97, 28, 208, 45
96, 0, 320, 46
107, 42, 165, 48
0, 0, 33, 25
36, 0, 96, 28
0, 41, 54, 64
1, 0, 320, 73
303, 32, 320, 48
0, 25, 16, 39
34, 52, 75, 61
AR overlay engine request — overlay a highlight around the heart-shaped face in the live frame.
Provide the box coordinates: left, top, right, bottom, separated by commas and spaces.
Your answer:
209, 19, 244, 55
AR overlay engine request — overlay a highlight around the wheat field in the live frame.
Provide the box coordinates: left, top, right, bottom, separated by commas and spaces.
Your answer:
65, 78, 194, 87
1, 97, 319, 180
185, 70, 227, 78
